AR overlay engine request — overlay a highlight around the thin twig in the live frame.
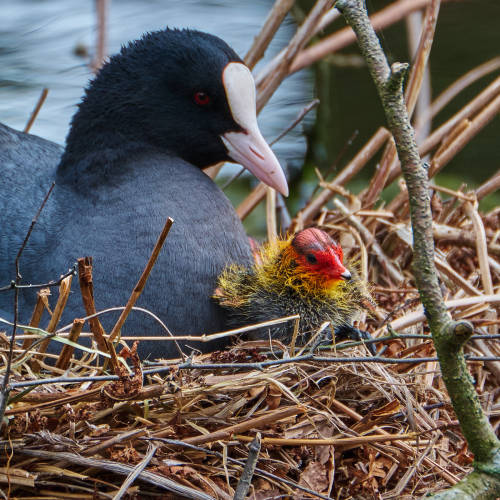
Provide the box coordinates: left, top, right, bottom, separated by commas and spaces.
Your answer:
8, 352, 500, 390
23, 88, 49, 133
270, 98, 320, 146
91, 0, 109, 72
0, 182, 55, 423
17, 448, 213, 500
0, 265, 76, 293
145, 437, 332, 500
113, 444, 158, 500
235, 431, 420, 447
244, 0, 295, 69
233, 434, 261, 500
108, 218, 185, 359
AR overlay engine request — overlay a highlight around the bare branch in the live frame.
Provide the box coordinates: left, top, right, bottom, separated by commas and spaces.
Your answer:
334, 0, 500, 495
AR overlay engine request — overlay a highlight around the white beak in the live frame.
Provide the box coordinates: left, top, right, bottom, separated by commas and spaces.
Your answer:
341, 269, 352, 281
221, 63, 289, 197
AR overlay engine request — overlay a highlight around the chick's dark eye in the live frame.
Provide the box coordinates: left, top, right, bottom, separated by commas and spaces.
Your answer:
306, 254, 317, 264
194, 91, 211, 106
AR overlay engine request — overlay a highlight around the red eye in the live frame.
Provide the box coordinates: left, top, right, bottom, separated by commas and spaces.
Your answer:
194, 91, 211, 106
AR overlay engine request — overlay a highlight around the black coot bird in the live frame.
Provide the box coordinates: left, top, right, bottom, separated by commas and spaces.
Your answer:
0, 28, 288, 359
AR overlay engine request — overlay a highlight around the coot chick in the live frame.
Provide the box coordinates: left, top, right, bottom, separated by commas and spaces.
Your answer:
214, 228, 374, 348
0, 28, 288, 359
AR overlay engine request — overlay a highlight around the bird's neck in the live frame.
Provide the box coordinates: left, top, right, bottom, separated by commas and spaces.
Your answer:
56, 127, 168, 189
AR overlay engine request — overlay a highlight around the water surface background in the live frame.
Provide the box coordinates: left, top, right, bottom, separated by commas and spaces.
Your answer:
298, 0, 499, 211
1, 0, 498, 234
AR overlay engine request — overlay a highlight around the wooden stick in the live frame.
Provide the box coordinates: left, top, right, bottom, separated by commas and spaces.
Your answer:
404, 0, 441, 120
91, 0, 109, 72
434, 258, 481, 297
23, 88, 49, 133
266, 187, 277, 243
417, 56, 500, 129
429, 93, 500, 178
236, 183, 268, 220
290, 0, 440, 73
77, 257, 112, 358
233, 434, 261, 500
21, 288, 50, 350
244, 0, 295, 69
113, 444, 158, 500
55, 318, 85, 371
385, 76, 500, 186
155, 406, 304, 444
32, 275, 73, 370
235, 432, 418, 447
476, 170, 500, 201
361, 138, 396, 208
464, 201, 499, 374
109, 217, 174, 343
374, 294, 500, 336
83, 428, 148, 457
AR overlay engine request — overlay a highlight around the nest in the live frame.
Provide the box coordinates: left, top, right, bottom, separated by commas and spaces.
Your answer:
1, 1, 499, 499
1, 170, 498, 499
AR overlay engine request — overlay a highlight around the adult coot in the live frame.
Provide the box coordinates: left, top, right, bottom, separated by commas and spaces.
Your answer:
0, 28, 288, 359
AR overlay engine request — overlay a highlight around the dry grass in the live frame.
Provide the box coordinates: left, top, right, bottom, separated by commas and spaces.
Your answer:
1, 171, 498, 499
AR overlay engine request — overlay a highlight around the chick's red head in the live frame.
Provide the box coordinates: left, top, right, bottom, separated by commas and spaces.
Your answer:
290, 228, 351, 286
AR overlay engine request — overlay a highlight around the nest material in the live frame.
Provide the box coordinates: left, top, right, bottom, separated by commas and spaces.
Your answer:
1, 342, 483, 500
1, 185, 498, 499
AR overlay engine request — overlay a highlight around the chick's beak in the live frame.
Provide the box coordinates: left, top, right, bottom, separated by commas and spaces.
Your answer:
340, 269, 352, 281
221, 63, 289, 197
